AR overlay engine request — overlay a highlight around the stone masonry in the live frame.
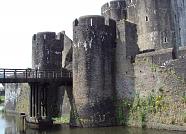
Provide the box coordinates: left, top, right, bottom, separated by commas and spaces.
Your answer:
4, 0, 186, 131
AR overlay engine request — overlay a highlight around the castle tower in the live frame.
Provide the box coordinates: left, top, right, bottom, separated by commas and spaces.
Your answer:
73, 15, 116, 127
32, 32, 64, 118
126, 0, 178, 51
101, 0, 138, 106
101, 0, 127, 21
32, 32, 64, 70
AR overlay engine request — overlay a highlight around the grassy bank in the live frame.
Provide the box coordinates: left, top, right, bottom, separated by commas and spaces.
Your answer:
53, 116, 70, 124
0, 96, 5, 104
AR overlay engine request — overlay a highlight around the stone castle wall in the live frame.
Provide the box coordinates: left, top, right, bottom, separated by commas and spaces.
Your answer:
127, 57, 186, 131
126, 0, 178, 51
72, 15, 116, 127
32, 32, 63, 70
4, 0, 186, 131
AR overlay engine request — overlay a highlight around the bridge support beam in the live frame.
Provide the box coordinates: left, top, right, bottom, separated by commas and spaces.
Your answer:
29, 83, 44, 117
29, 83, 61, 117
27, 82, 68, 128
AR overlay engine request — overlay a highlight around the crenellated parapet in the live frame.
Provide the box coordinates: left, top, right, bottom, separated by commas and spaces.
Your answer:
73, 15, 116, 50
101, 0, 127, 21
32, 32, 64, 70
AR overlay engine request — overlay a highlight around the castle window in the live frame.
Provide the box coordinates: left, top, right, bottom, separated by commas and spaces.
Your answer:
74, 19, 78, 26
145, 16, 149, 22
164, 37, 167, 43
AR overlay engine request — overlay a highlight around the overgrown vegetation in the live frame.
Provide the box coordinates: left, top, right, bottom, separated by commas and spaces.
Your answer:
52, 116, 70, 124
116, 89, 169, 126
0, 96, 5, 104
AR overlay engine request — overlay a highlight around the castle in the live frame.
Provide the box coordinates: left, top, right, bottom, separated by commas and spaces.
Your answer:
5, 0, 186, 130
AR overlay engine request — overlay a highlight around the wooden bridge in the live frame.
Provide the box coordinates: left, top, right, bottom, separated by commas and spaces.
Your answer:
1, 68, 73, 120
0, 68, 72, 85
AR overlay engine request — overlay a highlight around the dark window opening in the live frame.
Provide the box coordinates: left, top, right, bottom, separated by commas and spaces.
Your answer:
74, 19, 79, 26
130, 56, 135, 63
146, 16, 149, 22
164, 37, 167, 43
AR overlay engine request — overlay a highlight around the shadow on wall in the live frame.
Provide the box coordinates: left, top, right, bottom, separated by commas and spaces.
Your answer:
125, 21, 139, 62
115, 62, 136, 126
56, 85, 80, 126
115, 21, 139, 126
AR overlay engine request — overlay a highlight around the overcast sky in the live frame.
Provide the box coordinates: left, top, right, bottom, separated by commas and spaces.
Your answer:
0, 0, 109, 69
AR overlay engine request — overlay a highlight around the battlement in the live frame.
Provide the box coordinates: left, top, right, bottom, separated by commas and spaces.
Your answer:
101, 0, 127, 21
73, 15, 116, 27
101, 0, 126, 13
32, 32, 64, 41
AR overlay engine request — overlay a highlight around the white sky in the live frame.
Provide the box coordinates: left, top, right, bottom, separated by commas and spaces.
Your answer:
0, 0, 109, 69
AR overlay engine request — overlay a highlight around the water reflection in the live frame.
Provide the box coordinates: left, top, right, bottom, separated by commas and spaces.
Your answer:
0, 112, 186, 134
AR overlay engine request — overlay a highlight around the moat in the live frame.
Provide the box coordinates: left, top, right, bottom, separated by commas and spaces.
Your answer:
0, 106, 185, 134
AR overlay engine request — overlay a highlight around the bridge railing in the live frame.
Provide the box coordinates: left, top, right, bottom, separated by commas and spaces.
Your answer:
0, 69, 72, 80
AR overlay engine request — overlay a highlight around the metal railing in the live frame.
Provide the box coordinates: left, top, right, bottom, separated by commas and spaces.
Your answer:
0, 68, 72, 80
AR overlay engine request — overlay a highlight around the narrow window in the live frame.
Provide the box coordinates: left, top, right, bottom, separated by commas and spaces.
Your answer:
74, 19, 78, 26
146, 16, 149, 22
164, 37, 167, 43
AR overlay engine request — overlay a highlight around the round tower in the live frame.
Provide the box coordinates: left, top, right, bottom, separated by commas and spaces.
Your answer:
32, 32, 64, 70
32, 32, 64, 118
101, 0, 127, 21
126, 0, 178, 51
73, 15, 116, 127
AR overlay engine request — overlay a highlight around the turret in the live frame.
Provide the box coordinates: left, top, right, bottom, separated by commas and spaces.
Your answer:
72, 15, 116, 127
32, 32, 64, 70
101, 0, 127, 21
126, 0, 179, 51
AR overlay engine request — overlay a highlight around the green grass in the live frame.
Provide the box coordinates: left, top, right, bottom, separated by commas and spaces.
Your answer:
0, 96, 5, 104
52, 116, 70, 124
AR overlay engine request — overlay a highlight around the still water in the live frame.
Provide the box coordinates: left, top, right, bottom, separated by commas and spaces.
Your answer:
0, 108, 186, 134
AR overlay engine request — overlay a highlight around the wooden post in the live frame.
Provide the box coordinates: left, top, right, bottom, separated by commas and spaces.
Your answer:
37, 84, 41, 116
53, 71, 55, 78
44, 71, 46, 78
36, 70, 38, 78
61, 71, 63, 78
26, 69, 28, 79
36, 84, 39, 116
33, 84, 36, 117
42, 87, 45, 116
30, 84, 33, 117
3, 69, 5, 79
14, 69, 17, 78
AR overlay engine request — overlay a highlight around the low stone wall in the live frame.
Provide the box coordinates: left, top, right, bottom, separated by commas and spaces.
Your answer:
116, 56, 186, 131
